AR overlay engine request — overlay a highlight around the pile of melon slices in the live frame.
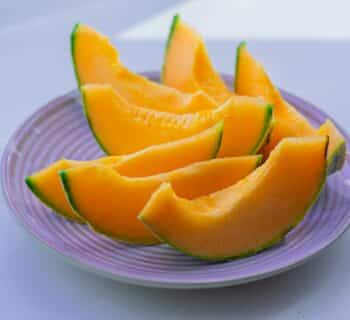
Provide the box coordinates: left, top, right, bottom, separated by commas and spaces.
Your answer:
26, 15, 346, 260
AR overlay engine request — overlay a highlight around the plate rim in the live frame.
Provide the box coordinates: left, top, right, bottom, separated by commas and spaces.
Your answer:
2, 72, 350, 289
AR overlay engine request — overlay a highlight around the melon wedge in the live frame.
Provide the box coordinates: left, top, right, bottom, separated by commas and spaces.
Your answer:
163, 14, 232, 104
234, 42, 346, 173
60, 156, 262, 244
81, 84, 273, 156
25, 122, 224, 221
71, 23, 216, 113
140, 136, 328, 260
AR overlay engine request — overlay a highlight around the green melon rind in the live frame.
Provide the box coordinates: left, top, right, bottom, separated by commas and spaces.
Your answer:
165, 14, 180, 55
70, 22, 82, 88
212, 120, 224, 158
327, 141, 346, 175
161, 14, 180, 83
255, 154, 264, 167
250, 104, 274, 154
233, 41, 247, 92
139, 138, 328, 261
25, 176, 84, 223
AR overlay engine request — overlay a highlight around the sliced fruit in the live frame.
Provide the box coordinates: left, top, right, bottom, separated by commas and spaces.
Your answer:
234, 42, 346, 173
71, 23, 216, 113
25, 157, 120, 222
82, 84, 273, 156
25, 123, 223, 221
60, 156, 262, 244
318, 120, 346, 174
162, 14, 232, 104
140, 136, 328, 260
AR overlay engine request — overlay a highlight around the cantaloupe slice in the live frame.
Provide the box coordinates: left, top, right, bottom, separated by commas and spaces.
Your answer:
234, 42, 346, 173
81, 84, 273, 156
60, 156, 262, 244
71, 23, 217, 113
140, 136, 328, 260
162, 14, 232, 104
25, 123, 224, 222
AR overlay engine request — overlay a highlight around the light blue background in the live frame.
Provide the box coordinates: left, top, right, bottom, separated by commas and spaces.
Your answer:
1, 1, 350, 319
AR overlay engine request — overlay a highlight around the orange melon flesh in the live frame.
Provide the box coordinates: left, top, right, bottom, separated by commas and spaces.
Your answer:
163, 15, 232, 104
25, 122, 223, 221
235, 42, 315, 156
81, 84, 273, 157
71, 23, 217, 113
318, 120, 346, 174
140, 136, 327, 260
234, 42, 346, 172
60, 156, 262, 244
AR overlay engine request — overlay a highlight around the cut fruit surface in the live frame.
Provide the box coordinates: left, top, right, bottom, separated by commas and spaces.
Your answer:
81, 84, 273, 156
140, 136, 327, 260
60, 156, 262, 244
25, 123, 222, 221
162, 15, 232, 104
318, 120, 346, 174
234, 42, 346, 173
71, 23, 216, 113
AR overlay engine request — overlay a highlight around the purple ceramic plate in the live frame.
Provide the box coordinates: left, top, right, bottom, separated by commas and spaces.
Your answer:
2, 72, 350, 289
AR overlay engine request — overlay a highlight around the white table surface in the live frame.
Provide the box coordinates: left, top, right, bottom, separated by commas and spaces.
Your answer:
1, 1, 350, 319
